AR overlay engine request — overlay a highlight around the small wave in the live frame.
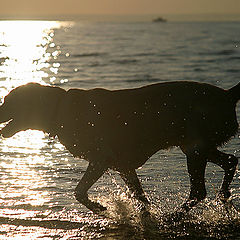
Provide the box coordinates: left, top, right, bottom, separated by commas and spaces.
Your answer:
86, 62, 107, 67
227, 56, 240, 61
0, 216, 84, 230
199, 49, 237, 56
111, 59, 138, 64
217, 49, 236, 55
226, 69, 240, 73
134, 52, 155, 57
0, 204, 50, 211
72, 53, 107, 58
194, 67, 205, 72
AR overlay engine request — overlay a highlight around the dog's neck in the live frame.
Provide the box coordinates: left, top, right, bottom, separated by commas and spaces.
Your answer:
44, 87, 67, 137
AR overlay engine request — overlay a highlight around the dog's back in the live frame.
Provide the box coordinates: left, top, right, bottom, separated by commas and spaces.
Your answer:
56, 81, 239, 170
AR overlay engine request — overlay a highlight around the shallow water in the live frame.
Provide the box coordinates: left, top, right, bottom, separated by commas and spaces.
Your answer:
0, 20, 239, 239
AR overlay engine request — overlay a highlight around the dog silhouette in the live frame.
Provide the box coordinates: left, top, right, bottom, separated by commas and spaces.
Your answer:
0, 81, 239, 212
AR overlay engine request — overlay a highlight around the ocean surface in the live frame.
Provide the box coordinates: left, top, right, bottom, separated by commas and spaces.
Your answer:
0, 20, 239, 239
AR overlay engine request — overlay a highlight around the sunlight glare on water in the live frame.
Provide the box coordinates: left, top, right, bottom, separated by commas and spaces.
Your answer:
0, 22, 75, 238
0, 20, 73, 94
0, 20, 73, 173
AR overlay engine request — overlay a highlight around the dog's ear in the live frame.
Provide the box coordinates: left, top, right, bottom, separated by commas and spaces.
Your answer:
23, 84, 66, 129
38, 85, 66, 117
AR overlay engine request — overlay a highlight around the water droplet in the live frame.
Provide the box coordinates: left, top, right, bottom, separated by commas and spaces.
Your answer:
60, 79, 68, 84
50, 77, 56, 83
87, 122, 95, 127
194, 150, 199, 155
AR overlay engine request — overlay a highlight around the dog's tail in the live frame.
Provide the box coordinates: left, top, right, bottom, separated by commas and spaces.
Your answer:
228, 82, 240, 104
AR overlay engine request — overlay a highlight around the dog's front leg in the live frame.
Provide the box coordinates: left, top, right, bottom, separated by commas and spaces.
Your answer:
75, 162, 107, 212
120, 169, 150, 205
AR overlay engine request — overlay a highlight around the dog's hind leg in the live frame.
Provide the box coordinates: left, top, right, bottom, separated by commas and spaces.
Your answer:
119, 169, 150, 205
207, 149, 238, 200
75, 162, 107, 212
181, 149, 208, 212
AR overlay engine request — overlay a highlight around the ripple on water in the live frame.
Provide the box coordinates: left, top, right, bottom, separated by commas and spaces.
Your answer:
0, 190, 240, 239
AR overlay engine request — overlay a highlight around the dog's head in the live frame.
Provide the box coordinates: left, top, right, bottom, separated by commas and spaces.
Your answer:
0, 83, 65, 138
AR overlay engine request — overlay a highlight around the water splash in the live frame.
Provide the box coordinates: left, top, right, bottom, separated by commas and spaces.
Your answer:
0, 187, 240, 239
94, 192, 240, 239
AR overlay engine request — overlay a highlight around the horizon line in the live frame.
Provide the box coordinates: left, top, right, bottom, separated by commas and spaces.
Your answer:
0, 13, 240, 22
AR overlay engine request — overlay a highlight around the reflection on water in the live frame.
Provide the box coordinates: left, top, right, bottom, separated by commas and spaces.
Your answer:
0, 21, 72, 94
0, 21, 73, 215
0, 21, 79, 239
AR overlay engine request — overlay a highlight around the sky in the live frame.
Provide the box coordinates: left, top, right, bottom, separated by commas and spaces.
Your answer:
1, 0, 240, 18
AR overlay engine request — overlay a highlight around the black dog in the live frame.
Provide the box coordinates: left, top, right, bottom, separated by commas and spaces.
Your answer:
0, 81, 239, 212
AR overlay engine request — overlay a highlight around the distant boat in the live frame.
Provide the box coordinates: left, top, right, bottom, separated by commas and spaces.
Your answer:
152, 17, 167, 23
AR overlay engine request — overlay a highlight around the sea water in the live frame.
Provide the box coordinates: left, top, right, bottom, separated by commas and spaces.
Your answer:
0, 20, 239, 239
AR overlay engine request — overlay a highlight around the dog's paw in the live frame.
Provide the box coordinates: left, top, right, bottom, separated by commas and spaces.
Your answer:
76, 194, 107, 213
88, 201, 107, 213
217, 189, 231, 202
